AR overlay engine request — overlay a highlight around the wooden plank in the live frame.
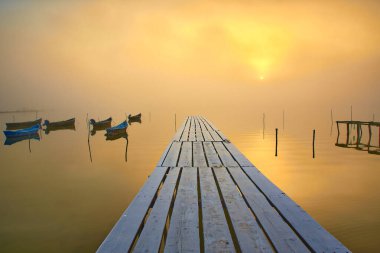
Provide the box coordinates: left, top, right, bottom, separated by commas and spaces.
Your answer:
194, 116, 204, 142
180, 117, 191, 142
227, 167, 310, 252
223, 142, 254, 167
178, 142, 192, 167
157, 142, 173, 166
189, 117, 196, 141
203, 142, 222, 167
173, 117, 189, 141
162, 142, 181, 167
197, 116, 214, 141
241, 166, 351, 253
213, 167, 273, 253
199, 167, 236, 253
213, 142, 239, 167
133, 167, 181, 253
97, 167, 168, 253
165, 167, 200, 253
193, 142, 207, 167
199, 117, 222, 141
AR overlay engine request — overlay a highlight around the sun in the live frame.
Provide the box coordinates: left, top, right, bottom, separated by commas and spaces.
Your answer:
259, 75, 264, 80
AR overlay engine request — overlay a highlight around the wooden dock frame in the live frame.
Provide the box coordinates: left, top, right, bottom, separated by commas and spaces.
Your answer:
98, 116, 350, 253
336, 120, 380, 154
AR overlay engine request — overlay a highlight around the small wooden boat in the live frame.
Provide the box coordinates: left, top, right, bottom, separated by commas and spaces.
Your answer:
3, 124, 40, 138
43, 118, 75, 128
90, 117, 112, 127
105, 121, 128, 135
6, 118, 42, 130
128, 113, 141, 121
4, 133, 40, 146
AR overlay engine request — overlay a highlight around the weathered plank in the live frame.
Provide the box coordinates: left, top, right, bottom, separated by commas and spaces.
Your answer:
162, 142, 181, 167
197, 116, 214, 141
189, 117, 196, 141
180, 117, 191, 141
193, 142, 207, 167
227, 167, 310, 253
199, 167, 236, 253
133, 167, 181, 253
213, 167, 273, 253
194, 117, 204, 141
203, 142, 222, 167
178, 142, 192, 167
241, 166, 350, 253
200, 117, 222, 141
157, 142, 173, 166
213, 142, 239, 167
97, 167, 168, 253
223, 142, 254, 167
173, 117, 189, 141
165, 167, 200, 253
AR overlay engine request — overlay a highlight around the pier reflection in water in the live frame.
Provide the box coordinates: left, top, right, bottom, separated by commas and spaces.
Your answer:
336, 121, 380, 155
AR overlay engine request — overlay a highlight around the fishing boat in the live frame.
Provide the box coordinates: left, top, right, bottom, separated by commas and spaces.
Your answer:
3, 124, 40, 138
43, 118, 75, 127
4, 133, 40, 146
6, 118, 42, 130
105, 120, 128, 135
90, 117, 112, 127
128, 113, 141, 121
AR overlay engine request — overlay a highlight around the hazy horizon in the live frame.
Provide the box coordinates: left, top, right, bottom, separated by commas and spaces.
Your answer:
0, 0, 379, 117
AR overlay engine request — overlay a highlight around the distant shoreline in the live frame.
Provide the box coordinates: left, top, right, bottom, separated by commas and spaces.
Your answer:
0, 110, 39, 114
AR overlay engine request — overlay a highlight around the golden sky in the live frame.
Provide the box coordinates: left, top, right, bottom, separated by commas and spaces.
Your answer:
0, 0, 379, 115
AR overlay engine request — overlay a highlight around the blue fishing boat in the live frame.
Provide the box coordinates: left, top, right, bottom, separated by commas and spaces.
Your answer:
3, 124, 40, 138
105, 121, 128, 135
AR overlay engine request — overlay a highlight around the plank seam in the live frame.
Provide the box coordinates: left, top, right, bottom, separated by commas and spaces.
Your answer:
158, 167, 183, 252
225, 167, 279, 252
211, 167, 242, 253
197, 167, 205, 253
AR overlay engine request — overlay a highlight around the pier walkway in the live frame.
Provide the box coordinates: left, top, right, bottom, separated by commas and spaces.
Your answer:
98, 116, 350, 253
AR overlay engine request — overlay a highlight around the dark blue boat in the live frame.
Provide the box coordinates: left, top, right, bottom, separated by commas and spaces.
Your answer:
3, 124, 40, 138
105, 121, 128, 135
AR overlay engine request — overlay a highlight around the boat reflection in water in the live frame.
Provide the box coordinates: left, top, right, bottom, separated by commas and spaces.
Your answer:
43, 118, 76, 135
336, 120, 380, 155
89, 117, 112, 136
4, 133, 40, 153
105, 132, 129, 162
128, 117, 142, 125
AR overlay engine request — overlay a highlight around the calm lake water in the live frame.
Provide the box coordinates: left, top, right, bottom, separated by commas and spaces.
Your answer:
0, 110, 379, 252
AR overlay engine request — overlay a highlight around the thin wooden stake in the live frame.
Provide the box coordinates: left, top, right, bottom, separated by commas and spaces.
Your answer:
313, 129, 315, 158
275, 128, 278, 157
351, 105, 353, 121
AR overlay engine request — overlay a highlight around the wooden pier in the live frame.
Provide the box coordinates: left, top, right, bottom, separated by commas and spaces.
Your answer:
98, 116, 350, 253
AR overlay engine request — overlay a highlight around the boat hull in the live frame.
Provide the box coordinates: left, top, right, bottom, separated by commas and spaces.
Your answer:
3, 125, 40, 138
44, 118, 75, 128
6, 118, 42, 130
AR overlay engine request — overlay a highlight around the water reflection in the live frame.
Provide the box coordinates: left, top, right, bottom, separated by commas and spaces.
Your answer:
43, 118, 76, 135
336, 121, 380, 155
4, 133, 40, 146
